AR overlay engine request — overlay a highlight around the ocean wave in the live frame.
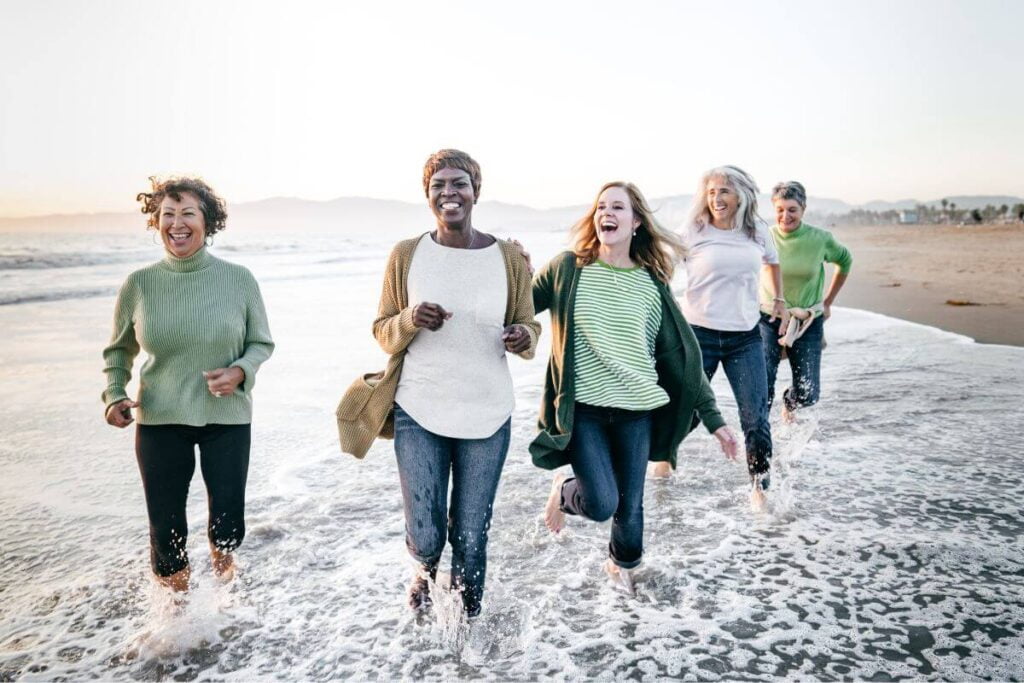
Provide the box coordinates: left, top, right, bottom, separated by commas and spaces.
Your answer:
0, 252, 151, 271
0, 287, 118, 306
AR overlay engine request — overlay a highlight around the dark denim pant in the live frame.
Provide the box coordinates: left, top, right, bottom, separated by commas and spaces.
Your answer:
691, 324, 773, 477
561, 403, 652, 569
135, 424, 250, 577
759, 312, 825, 411
393, 404, 510, 615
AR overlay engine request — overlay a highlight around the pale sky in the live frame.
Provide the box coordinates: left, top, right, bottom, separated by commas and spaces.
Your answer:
1, 0, 1021, 216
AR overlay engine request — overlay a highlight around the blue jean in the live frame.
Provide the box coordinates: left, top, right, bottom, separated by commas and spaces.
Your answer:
561, 403, 652, 569
759, 312, 825, 411
392, 404, 510, 616
691, 324, 773, 477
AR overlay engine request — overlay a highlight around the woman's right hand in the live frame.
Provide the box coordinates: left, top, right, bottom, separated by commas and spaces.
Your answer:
105, 399, 139, 428
412, 302, 452, 331
713, 425, 739, 461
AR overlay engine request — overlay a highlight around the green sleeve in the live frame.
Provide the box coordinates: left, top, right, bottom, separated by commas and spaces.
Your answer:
825, 234, 853, 273
101, 277, 140, 407
532, 256, 558, 314
230, 276, 275, 393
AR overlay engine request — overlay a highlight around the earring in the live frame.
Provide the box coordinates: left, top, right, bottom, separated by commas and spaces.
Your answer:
205, 235, 214, 247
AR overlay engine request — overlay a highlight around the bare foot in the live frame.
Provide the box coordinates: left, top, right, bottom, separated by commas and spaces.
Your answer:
544, 472, 568, 533
603, 559, 636, 596
155, 566, 190, 593
750, 484, 767, 512
651, 461, 672, 478
781, 404, 797, 424
210, 545, 235, 583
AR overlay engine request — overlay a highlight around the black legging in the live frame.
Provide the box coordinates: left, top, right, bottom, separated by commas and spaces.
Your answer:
135, 424, 250, 577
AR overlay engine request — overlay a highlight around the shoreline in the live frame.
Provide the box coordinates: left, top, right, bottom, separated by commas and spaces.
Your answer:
825, 223, 1024, 347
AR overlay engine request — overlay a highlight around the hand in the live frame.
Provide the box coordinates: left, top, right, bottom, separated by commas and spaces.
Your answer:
770, 299, 790, 334
412, 302, 452, 331
509, 238, 534, 275
502, 324, 531, 353
105, 399, 139, 428
823, 302, 832, 320
204, 367, 245, 397
713, 425, 739, 461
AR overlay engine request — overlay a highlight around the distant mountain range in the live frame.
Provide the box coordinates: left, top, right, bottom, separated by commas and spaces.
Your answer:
2, 194, 1021, 234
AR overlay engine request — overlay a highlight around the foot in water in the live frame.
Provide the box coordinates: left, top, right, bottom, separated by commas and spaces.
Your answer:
544, 472, 568, 533
750, 472, 770, 511
210, 545, 235, 583
408, 564, 438, 611
651, 461, 672, 478
603, 559, 636, 596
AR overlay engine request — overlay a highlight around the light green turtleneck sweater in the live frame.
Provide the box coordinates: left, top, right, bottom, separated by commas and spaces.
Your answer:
102, 248, 274, 426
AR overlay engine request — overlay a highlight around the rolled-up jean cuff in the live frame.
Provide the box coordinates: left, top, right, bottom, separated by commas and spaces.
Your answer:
609, 547, 642, 570
407, 549, 441, 567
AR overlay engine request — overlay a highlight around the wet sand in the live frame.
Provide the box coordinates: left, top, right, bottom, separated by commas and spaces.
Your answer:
827, 223, 1024, 346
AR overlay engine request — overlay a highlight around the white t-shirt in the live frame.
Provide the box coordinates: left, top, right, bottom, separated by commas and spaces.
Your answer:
679, 220, 779, 331
395, 234, 513, 439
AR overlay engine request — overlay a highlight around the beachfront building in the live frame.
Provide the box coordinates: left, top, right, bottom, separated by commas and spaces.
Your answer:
898, 210, 918, 224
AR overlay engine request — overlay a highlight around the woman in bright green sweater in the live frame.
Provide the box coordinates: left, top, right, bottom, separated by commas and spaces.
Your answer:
758, 181, 852, 420
102, 177, 274, 592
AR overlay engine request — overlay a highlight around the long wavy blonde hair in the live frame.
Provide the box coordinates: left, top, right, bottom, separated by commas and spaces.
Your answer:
570, 181, 686, 284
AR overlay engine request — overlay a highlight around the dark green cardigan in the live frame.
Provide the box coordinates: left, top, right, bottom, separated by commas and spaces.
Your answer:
529, 251, 726, 470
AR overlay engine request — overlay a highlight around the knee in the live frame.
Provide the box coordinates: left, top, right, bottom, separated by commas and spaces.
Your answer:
584, 493, 618, 523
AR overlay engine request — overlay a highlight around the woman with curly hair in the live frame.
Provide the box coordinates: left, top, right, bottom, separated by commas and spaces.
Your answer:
102, 177, 274, 592
532, 181, 738, 593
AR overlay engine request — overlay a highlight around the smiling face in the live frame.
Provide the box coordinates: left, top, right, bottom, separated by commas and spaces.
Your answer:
706, 175, 740, 227
592, 185, 640, 249
774, 198, 804, 232
427, 167, 476, 228
159, 193, 206, 259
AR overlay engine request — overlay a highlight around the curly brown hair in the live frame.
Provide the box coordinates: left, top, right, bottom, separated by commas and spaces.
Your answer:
136, 176, 228, 236
421, 149, 482, 201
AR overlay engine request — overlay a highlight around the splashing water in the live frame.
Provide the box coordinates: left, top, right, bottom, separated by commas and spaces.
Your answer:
1, 231, 1022, 679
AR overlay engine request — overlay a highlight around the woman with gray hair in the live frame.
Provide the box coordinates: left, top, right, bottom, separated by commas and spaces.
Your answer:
654, 166, 786, 510
759, 181, 852, 421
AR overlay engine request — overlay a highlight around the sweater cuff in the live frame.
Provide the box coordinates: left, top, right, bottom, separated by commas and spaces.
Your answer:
103, 387, 129, 408
230, 359, 257, 392
702, 411, 726, 434
398, 306, 418, 335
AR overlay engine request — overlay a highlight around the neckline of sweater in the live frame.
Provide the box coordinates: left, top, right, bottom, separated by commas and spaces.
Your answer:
161, 247, 213, 273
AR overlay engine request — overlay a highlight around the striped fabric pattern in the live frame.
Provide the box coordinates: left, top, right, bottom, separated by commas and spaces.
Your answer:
102, 247, 274, 426
572, 261, 669, 410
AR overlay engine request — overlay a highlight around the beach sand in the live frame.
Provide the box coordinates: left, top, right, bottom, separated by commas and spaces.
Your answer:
827, 223, 1024, 346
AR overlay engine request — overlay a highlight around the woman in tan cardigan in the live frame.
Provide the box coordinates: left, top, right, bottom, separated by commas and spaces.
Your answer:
349, 149, 539, 618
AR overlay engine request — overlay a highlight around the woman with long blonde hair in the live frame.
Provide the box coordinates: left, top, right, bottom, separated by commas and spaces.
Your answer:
530, 181, 738, 593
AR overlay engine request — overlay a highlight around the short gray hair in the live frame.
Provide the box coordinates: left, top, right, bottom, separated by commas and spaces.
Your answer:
771, 181, 807, 209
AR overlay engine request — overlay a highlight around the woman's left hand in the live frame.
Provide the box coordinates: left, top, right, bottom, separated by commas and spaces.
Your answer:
204, 367, 245, 397
502, 324, 531, 353
713, 425, 739, 461
770, 299, 790, 334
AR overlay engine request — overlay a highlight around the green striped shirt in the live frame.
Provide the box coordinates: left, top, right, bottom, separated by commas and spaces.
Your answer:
102, 247, 274, 426
572, 261, 669, 410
